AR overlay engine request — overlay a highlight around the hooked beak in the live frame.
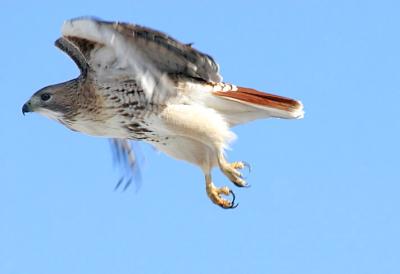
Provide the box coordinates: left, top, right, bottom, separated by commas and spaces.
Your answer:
22, 101, 32, 115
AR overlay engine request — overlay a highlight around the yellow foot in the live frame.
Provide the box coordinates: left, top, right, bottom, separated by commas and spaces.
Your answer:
206, 176, 238, 209
220, 161, 250, 187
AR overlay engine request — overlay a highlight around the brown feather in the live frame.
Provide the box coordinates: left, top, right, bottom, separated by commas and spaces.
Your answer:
213, 86, 302, 113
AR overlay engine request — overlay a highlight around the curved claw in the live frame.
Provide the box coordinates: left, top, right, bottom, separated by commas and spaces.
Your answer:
240, 161, 252, 180
235, 178, 251, 188
228, 190, 239, 209
226, 190, 239, 209
243, 161, 251, 174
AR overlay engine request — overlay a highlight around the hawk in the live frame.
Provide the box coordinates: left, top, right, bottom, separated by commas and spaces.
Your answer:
22, 18, 304, 208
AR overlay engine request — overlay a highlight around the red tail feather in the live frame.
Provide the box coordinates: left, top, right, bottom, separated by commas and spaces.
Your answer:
213, 86, 303, 114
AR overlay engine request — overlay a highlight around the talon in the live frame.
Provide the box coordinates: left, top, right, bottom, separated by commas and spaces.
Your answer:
241, 161, 251, 179
205, 175, 240, 209
218, 157, 251, 188
228, 190, 239, 209
231, 161, 251, 179
229, 203, 239, 209
219, 190, 238, 209
226, 163, 247, 187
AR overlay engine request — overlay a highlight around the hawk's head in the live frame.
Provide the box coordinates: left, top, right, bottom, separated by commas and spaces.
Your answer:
22, 80, 80, 122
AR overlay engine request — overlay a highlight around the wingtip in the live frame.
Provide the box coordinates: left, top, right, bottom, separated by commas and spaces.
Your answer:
62, 17, 111, 47
62, 17, 99, 36
63, 16, 100, 25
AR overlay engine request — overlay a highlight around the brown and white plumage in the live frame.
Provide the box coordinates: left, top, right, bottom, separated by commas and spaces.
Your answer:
22, 18, 304, 208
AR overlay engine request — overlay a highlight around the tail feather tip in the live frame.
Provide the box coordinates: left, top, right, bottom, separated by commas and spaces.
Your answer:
292, 100, 305, 119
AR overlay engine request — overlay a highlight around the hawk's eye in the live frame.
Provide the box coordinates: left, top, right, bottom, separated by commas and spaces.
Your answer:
40, 93, 51, 101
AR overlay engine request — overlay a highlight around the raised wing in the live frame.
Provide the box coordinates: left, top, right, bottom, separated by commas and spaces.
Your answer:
55, 36, 89, 75
58, 17, 221, 82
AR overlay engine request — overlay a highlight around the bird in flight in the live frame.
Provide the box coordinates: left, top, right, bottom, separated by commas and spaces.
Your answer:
22, 18, 304, 208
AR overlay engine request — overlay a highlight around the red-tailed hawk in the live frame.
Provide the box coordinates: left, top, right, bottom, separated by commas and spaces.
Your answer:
22, 18, 304, 208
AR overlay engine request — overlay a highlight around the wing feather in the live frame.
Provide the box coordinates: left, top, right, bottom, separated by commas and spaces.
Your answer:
55, 37, 89, 75
60, 17, 221, 82
109, 139, 141, 191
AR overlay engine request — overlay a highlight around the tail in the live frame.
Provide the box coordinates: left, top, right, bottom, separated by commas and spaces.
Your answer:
212, 85, 304, 126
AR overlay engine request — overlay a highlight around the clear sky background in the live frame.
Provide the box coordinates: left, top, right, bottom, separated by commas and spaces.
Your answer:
1, 1, 399, 273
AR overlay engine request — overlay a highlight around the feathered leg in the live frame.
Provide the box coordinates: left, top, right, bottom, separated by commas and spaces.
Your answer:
153, 135, 239, 209
158, 104, 245, 208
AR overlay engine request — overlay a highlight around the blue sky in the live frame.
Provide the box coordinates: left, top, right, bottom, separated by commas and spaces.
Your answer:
1, 1, 399, 273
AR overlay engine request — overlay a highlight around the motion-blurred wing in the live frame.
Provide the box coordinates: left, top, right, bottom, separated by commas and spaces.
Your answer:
109, 139, 141, 191
58, 17, 221, 82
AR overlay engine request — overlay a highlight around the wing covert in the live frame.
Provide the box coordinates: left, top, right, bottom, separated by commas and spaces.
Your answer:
60, 17, 222, 82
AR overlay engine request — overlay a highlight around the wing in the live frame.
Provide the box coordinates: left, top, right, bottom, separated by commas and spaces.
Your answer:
57, 17, 221, 82
55, 36, 89, 75
109, 139, 142, 191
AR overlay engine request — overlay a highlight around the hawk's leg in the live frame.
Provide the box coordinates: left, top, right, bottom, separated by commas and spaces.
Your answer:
217, 154, 250, 187
205, 174, 238, 209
